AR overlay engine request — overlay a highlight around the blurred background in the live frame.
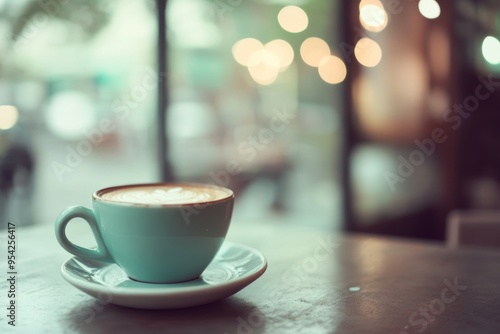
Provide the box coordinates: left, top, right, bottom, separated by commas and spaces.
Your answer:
0, 0, 499, 240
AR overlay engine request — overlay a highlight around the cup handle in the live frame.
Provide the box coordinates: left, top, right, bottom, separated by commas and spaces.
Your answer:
55, 206, 113, 262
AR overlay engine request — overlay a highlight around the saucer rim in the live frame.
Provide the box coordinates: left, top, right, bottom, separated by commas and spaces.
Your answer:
60, 241, 267, 297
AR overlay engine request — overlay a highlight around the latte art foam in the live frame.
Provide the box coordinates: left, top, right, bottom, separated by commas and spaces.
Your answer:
100, 185, 230, 205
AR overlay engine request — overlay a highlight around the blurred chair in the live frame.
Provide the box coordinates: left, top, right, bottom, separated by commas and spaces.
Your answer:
446, 210, 500, 250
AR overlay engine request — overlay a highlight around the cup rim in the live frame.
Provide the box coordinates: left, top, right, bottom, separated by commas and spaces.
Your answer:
93, 182, 234, 207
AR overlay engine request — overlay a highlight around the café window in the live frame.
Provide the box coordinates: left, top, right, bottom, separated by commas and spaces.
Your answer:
0, 0, 343, 230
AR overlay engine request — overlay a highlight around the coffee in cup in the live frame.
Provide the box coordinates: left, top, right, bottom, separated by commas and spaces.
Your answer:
99, 184, 229, 205
55, 183, 234, 284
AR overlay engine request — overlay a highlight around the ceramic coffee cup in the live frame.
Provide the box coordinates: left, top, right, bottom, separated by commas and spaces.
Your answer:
55, 183, 234, 283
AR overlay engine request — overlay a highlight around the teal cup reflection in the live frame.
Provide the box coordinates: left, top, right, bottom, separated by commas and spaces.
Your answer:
55, 183, 234, 284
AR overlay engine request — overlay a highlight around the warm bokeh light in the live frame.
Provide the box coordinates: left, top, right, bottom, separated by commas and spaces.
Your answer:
233, 38, 294, 84
318, 56, 347, 84
265, 39, 294, 70
247, 49, 280, 85
232, 38, 264, 66
354, 38, 382, 67
482, 36, 500, 65
300, 37, 330, 67
359, 0, 384, 9
278, 6, 308, 33
359, 4, 388, 32
418, 0, 441, 19
0, 105, 19, 130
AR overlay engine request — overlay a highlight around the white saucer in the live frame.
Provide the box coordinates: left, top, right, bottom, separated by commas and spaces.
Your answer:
60, 242, 267, 309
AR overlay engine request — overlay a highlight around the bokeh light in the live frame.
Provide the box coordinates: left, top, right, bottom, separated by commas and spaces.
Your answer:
232, 38, 264, 66
354, 37, 382, 67
265, 39, 294, 70
300, 37, 330, 67
418, 0, 441, 20
482, 36, 500, 65
0, 105, 19, 130
45, 91, 97, 140
233, 38, 294, 84
247, 49, 280, 85
360, 4, 388, 32
359, 0, 384, 9
318, 56, 347, 84
278, 6, 308, 33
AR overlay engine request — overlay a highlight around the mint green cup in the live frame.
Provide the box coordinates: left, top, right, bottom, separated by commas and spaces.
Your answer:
55, 183, 234, 284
